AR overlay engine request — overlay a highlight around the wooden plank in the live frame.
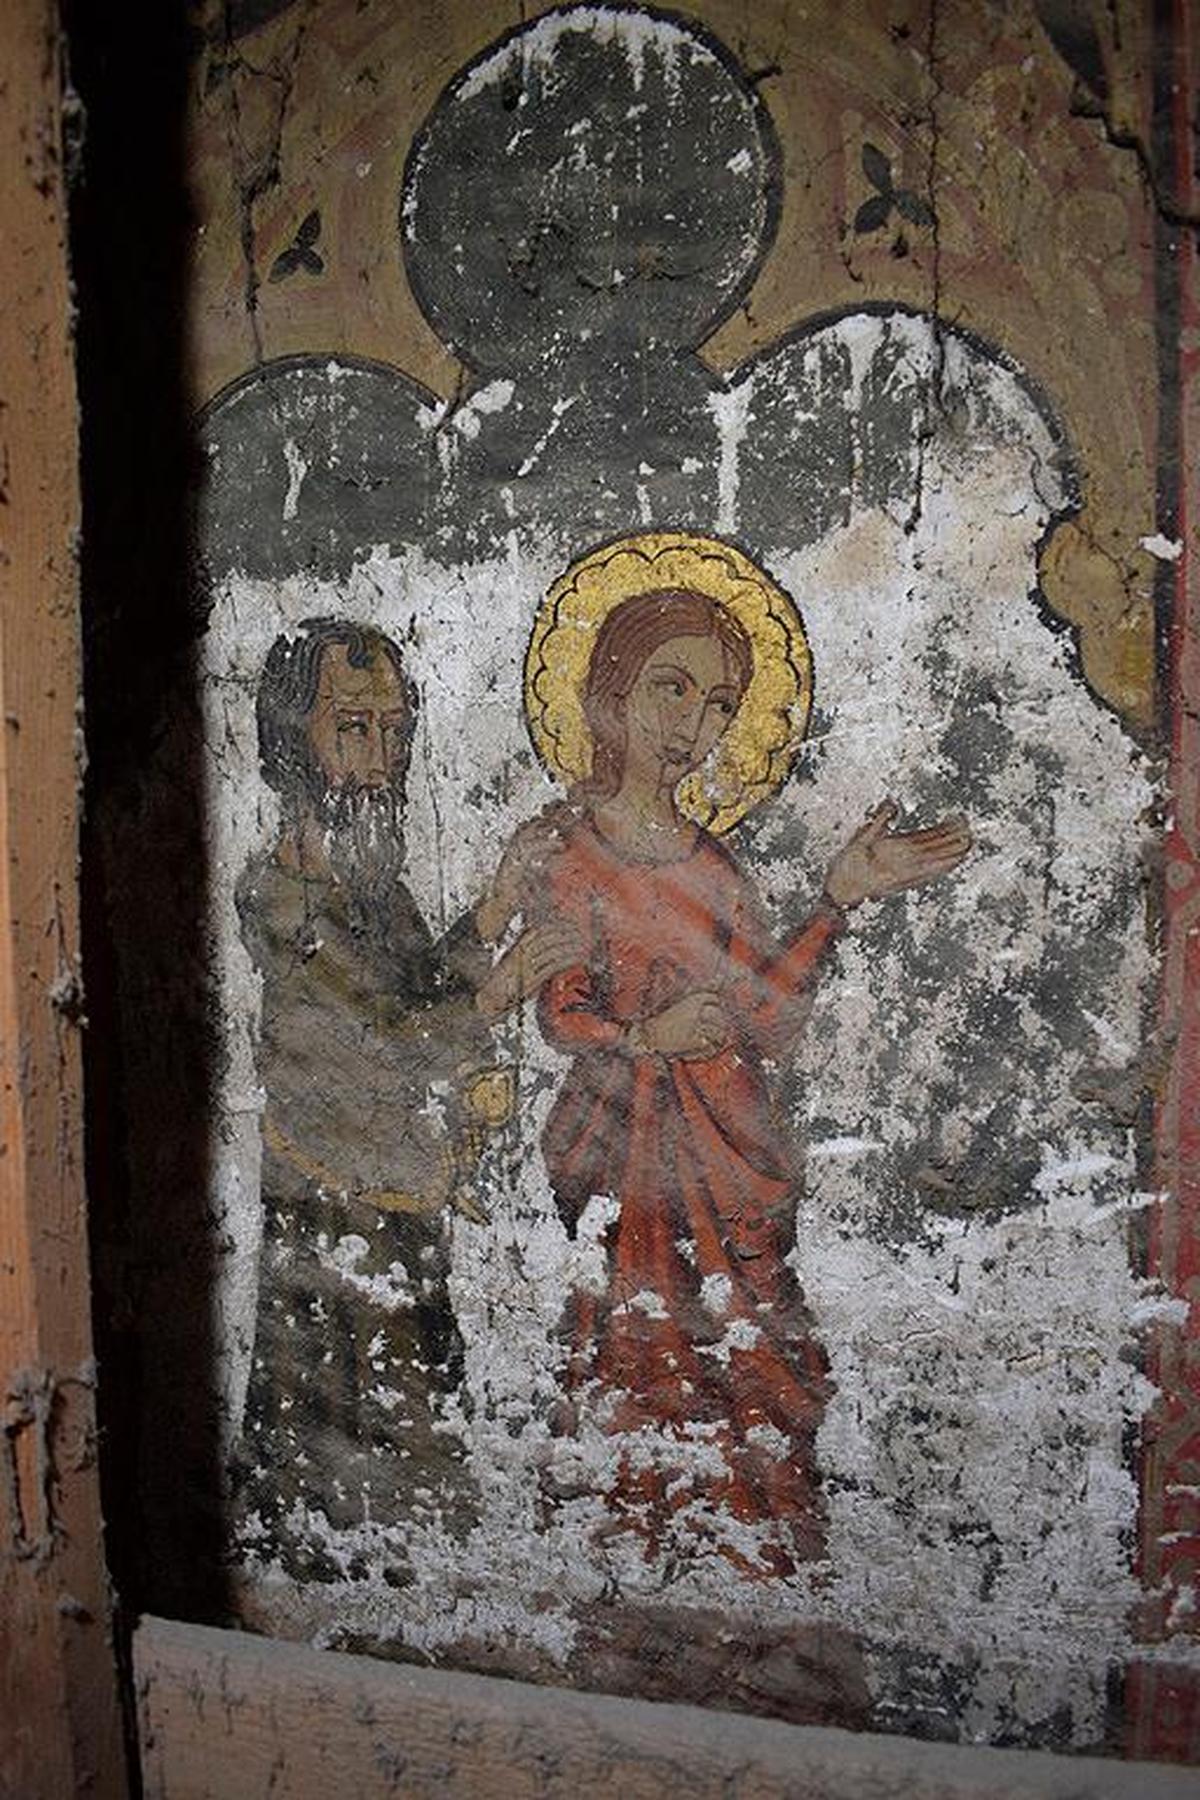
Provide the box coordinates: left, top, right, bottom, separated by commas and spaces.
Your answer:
1131, 0, 1200, 1763
0, 4, 128, 1796
134, 1615, 1196, 1800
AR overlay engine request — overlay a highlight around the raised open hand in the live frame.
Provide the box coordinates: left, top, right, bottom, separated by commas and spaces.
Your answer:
824, 800, 971, 910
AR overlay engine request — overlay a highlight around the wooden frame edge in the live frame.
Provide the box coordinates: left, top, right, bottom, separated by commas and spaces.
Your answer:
133, 1614, 1197, 1799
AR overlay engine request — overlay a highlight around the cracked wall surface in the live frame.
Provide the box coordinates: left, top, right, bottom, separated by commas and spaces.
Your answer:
102, 0, 1195, 1758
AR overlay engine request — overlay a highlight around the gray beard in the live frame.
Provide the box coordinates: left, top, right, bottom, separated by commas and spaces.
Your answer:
314, 781, 408, 902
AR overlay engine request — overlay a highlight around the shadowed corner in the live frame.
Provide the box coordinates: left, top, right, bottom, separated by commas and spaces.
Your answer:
64, 0, 230, 1684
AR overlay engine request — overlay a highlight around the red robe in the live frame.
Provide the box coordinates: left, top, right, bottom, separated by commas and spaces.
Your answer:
538, 814, 844, 1575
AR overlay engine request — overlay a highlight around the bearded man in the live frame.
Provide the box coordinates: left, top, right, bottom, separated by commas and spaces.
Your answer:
236, 617, 574, 1568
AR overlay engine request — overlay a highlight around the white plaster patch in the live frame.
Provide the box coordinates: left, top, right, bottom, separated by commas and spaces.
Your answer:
452, 378, 515, 440
745, 1421, 790, 1458
1139, 533, 1182, 562
515, 395, 579, 480
697, 1317, 762, 1363
707, 377, 753, 535
317, 1235, 418, 1312
280, 438, 307, 522
453, 9, 709, 105
699, 1271, 733, 1315
623, 1289, 670, 1319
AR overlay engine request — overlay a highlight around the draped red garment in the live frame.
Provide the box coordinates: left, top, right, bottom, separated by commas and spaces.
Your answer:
538, 815, 844, 1576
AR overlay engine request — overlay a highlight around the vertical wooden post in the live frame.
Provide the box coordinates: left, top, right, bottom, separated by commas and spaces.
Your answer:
0, 4, 128, 1795
1129, 0, 1200, 1765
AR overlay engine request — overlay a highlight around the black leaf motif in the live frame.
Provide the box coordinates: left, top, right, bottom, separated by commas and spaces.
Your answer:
854, 193, 892, 235
861, 141, 893, 194
269, 246, 302, 282
895, 188, 936, 228
269, 210, 325, 282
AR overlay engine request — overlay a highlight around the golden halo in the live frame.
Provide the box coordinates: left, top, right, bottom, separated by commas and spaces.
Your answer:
524, 532, 813, 835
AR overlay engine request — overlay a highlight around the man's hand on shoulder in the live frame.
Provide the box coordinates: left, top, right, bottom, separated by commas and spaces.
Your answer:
474, 801, 577, 944
475, 918, 584, 1020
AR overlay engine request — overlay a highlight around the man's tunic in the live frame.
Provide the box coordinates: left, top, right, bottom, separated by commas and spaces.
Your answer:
236, 855, 495, 1569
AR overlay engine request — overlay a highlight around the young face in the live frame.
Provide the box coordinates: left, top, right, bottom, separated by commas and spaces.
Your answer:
307, 642, 411, 793
621, 632, 744, 787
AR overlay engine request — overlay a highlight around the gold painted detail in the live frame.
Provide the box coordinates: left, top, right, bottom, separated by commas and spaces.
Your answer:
262, 1064, 515, 1221
524, 532, 813, 835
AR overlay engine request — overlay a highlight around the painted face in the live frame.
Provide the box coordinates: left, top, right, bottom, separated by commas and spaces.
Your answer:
621, 632, 744, 785
307, 643, 411, 792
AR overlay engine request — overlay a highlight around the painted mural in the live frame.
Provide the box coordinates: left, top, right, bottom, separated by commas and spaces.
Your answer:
171, 0, 1188, 1753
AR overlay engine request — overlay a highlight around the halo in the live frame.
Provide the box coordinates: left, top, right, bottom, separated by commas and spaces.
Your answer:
524, 532, 812, 835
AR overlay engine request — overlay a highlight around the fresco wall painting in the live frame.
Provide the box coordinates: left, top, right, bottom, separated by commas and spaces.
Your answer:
104, 0, 1200, 1761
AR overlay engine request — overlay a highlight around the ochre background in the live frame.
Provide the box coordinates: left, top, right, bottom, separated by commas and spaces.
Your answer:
186, 0, 1163, 724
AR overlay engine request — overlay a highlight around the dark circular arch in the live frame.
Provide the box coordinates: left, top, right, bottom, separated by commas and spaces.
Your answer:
400, 2, 782, 377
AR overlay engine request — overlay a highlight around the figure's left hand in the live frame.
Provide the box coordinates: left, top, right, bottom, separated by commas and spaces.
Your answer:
629, 989, 734, 1059
824, 800, 971, 909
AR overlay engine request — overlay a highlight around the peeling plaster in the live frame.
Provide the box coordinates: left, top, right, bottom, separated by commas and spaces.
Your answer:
200, 374, 1160, 1742
169, 0, 1188, 1752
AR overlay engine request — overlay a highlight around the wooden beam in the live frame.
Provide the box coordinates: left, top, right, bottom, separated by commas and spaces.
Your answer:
0, 4, 128, 1795
134, 1615, 1196, 1799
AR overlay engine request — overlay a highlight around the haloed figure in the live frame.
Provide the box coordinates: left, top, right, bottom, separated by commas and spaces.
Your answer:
534, 583, 970, 1577
237, 618, 576, 1568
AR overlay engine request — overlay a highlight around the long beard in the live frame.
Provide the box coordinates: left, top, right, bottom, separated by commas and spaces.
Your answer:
315, 781, 407, 906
